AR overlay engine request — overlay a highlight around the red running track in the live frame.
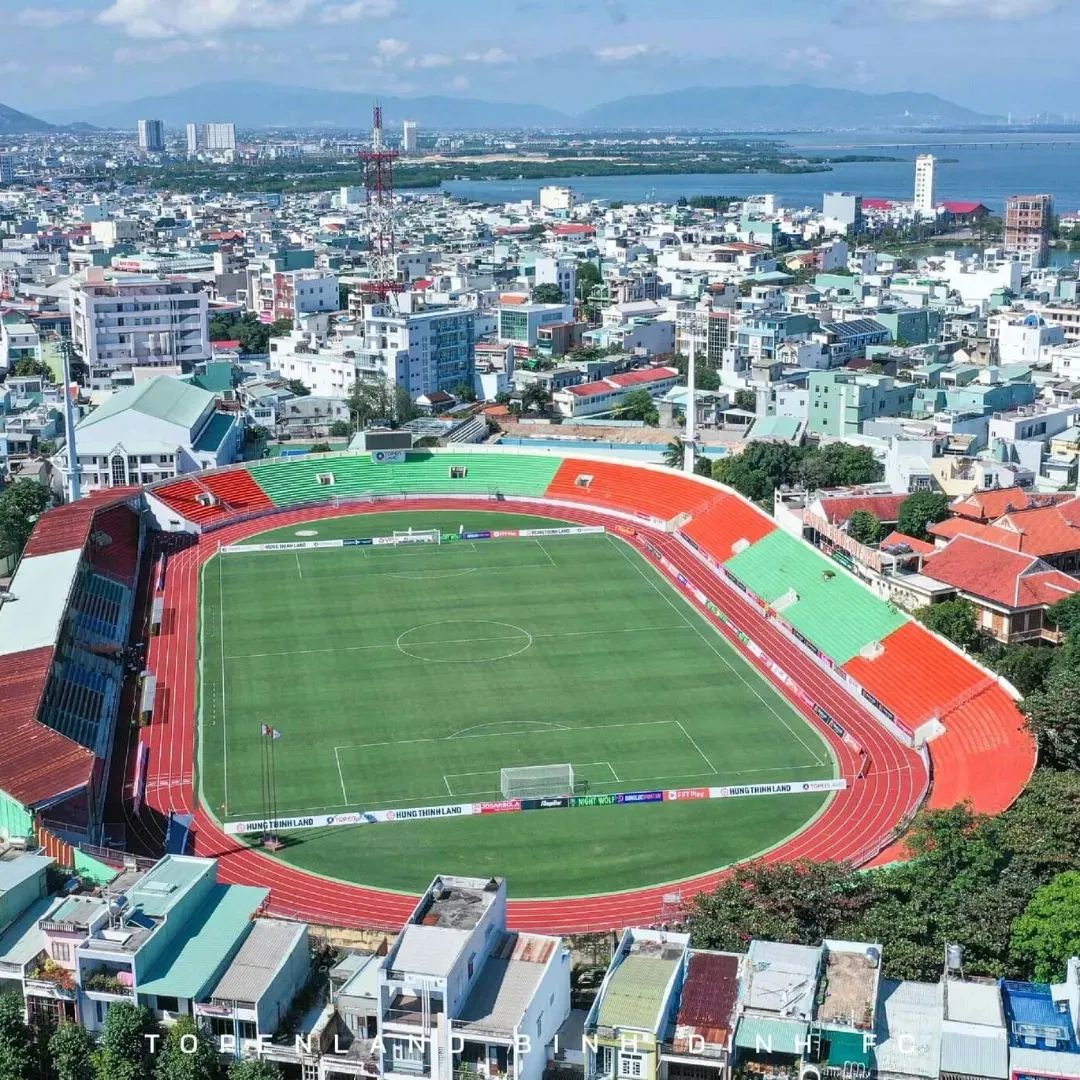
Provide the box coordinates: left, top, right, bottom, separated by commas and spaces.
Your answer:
136, 500, 926, 934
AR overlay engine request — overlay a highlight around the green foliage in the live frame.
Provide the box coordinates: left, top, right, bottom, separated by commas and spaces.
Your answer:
0, 477, 54, 560
616, 389, 659, 425
1012, 872, 1080, 983
0, 993, 35, 1080
1048, 593, 1080, 639
575, 261, 602, 296
710, 442, 883, 504
12, 357, 54, 381
530, 283, 564, 304
246, 425, 269, 444
1023, 664, 1080, 770
395, 386, 420, 426
521, 384, 552, 413
328, 420, 352, 437
733, 389, 756, 412
282, 379, 310, 397
452, 382, 478, 403
208, 312, 271, 355
687, 861, 876, 953
798, 443, 882, 490
268, 318, 294, 338
915, 599, 981, 651
662, 439, 712, 477
897, 491, 951, 541
847, 509, 885, 546
93, 1002, 157, 1080
50, 1022, 96, 1080
153, 1017, 223, 1080
310, 442, 331, 454
984, 643, 1057, 697
670, 353, 721, 392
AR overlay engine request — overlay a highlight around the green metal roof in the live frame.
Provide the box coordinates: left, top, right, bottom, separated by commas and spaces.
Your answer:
192, 412, 235, 453
79, 376, 214, 432
734, 1017, 809, 1056
750, 415, 801, 440
129, 856, 215, 919
596, 955, 677, 1032
192, 363, 237, 394
723, 529, 906, 665
137, 883, 268, 1000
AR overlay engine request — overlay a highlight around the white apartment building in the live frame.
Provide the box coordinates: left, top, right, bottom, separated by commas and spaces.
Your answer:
361, 298, 478, 396
379, 875, 570, 1080
137, 119, 165, 153
402, 120, 418, 152
255, 268, 339, 324
914, 154, 937, 215
539, 186, 574, 215
185, 123, 203, 155
204, 123, 236, 151
987, 312, 1066, 364
70, 268, 211, 381
534, 257, 576, 301
0, 319, 42, 373
268, 332, 360, 398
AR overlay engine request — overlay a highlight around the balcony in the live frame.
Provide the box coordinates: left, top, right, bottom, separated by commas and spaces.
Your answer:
82, 971, 134, 997
384, 1057, 430, 1077
384, 996, 444, 1027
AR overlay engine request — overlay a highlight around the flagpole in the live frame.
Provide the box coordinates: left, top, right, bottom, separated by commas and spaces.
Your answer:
260, 727, 269, 848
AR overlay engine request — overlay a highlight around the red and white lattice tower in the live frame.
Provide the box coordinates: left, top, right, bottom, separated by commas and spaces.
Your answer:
359, 104, 402, 297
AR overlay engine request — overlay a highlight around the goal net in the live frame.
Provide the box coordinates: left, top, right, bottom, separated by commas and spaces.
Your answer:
391, 529, 441, 546
500, 763, 575, 800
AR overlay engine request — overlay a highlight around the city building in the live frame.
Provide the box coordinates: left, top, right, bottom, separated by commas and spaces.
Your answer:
55, 375, 243, 493
70, 268, 211, 379
914, 155, 936, 215
137, 120, 165, 153
498, 301, 575, 347
808, 370, 917, 437
539, 186, 575, 216
185, 123, 203, 155
360, 300, 478, 396
1005, 194, 1053, 268
402, 120, 418, 153
823, 192, 864, 233
204, 123, 237, 152
0, 318, 43, 374
534, 257, 577, 302
255, 267, 339, 325
0, 155, 13, 184
552, 366, 680, 419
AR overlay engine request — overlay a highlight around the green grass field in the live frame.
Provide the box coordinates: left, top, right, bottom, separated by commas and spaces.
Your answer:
199, 510, 835, 897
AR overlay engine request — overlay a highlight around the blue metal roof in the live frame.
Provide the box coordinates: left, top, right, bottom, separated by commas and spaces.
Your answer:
1001, 981, 1078, 1052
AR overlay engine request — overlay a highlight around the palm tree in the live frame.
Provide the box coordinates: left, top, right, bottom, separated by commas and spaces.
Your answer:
663, 437, 686, 470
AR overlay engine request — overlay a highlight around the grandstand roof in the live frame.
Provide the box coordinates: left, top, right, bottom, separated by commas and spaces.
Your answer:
0, 549, 82, 656
0, 646, 94, 808
22, 489, 138, 559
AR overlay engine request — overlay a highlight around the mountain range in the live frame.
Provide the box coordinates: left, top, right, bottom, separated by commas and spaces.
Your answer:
14, 81, 994, 133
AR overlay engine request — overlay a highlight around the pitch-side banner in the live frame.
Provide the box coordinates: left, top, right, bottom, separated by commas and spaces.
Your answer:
221, 777, 846, 835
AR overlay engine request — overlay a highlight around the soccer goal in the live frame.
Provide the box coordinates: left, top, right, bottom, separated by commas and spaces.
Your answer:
391, 528, 441, 546
500, 763, 575, 800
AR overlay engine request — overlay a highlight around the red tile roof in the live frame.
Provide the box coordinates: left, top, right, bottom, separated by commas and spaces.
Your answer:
991, 502, 1080, 558
815, 493, 908, 526
0, 647, 95, 809
951, 486, 1070, 522
23, 490, 139, 558
928, 517, 1016, 547
676, 952, 739, 1048
551, 223, 595, 236
941, 201, 991, 215
605, 366, 678, 388
923, 535, 1080, 609
880, 530, 935, 555
862, 198, 896, 211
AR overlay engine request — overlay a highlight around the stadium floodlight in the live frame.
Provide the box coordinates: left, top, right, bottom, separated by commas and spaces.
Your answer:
500, 763, 575, 800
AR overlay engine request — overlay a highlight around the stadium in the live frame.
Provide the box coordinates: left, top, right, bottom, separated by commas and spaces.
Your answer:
0, 448, 1037, 933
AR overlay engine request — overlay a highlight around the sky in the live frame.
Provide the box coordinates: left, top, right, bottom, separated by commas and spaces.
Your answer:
3, 0, 1076, 118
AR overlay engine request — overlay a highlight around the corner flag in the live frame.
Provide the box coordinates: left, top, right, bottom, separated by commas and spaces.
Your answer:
261, 724, 282, 739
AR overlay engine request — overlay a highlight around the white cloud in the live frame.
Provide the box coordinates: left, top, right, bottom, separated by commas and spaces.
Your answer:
593, 43, 648, 61
319, 0, 396, 23
781, 45, 833, 70
15, 8, 88, 28
46, 63, 93, 79
412, 52, 453, 68
96, 0, 316, 38
376, 36, 409, 57
463, 47, 516, 64
870, 0, 1058, 18
447, 74, 469, 90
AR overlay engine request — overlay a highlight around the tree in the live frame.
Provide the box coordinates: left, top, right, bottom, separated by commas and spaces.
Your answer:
246, 425, 269, 444
1048, 593, 1080, 640
687, 861, 875, 952
847, 509, 885, 546
0, 993, 35, 1080
394, 386, 419, 426
1023, 664, 1080, 770
799, 443, 883, 490
50, 1022, 97, 1080
268, 318, 294, 338
328, 420, 352, 437
662, 438, 711, 477
733, 388, 756, 412
347, 375, 395, 430
897, 491, 951, 541
670, 353, 720, 392
616, 389, 658, 425
531, 283, 564, 304
985, 643, 1057, 697
1012, 872, 1080, 982
521, 384, 552, 414
712, 442, 802, 503
228, 1062, 282, 1080
93, 1002, 157, 1080
915, 599, 981, 650
310, 442, 331, 453
153, 1017, 223, 1080
453, 382, 478, 403
338, 283, 352, 311
0, 478, 53, 560
282, 379, 310, 397
12, 357, 54, 381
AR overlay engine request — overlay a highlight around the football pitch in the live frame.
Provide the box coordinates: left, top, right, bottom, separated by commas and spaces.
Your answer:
198, 510, 836, 897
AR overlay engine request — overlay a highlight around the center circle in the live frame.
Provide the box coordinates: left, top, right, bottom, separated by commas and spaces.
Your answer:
396, 620, 534, 664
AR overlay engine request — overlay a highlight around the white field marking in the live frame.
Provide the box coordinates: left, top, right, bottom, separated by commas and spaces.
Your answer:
534, 538, 556, 567
334, 746, 349, 804
295, 551, 303, 579
219, 555, 229, 813
674, 720, 719, 775
223, 623, 690, 661
605, 534, 828, 766
335, 718, 681, 754
444, 774, 454, 796
449, 720, 571, 738
384, 567, 479, 581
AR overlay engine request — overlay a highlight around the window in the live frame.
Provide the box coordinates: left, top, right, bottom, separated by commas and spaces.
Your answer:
208, 1016, 232, 1038
156, 996, 179, 1013
597, 1047, 614, 1076
619, 1054, 644, 1078
317, 473, 335, 486
238, 1020, 257, 1041
536, 1012, 543, 1039
467, 955, 475, 979
53, 943, 71, 963
449, 466, 467, 479
110, 455, 126, 486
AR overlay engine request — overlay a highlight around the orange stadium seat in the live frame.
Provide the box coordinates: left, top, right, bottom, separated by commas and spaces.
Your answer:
153, 477, 234, 525
545, 458, 714, 521
199, 469, 274, 514
681, 493, 776, 561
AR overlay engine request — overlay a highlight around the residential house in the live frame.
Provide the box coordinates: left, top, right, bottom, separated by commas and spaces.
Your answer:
660, 951, 741, 1080
940, 978, 1009, 1080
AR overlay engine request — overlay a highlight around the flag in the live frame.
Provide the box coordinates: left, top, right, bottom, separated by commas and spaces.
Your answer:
261, 724, 282, 739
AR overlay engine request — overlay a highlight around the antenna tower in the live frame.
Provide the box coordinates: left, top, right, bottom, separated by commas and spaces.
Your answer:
359, 104, 402, 298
